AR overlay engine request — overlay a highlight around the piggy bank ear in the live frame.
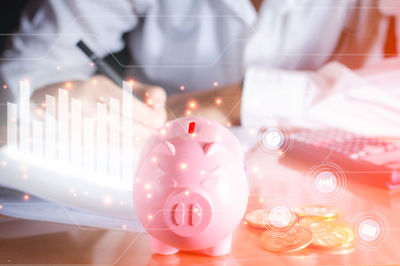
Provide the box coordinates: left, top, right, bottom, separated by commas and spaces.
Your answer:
202, 142, 225, 156
154, 141, 176, 156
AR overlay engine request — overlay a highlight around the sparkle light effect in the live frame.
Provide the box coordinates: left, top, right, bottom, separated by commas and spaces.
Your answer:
145, 183, 152, 190
0, 205, 3, 209
65, 82, 72, 89
213, 82, 219, 87
180, 85, 185, 91
23, 194, 30, 201
252, 165, 260, 173
103, 196, 113, 206
215, 98, 222, 106
36, 109, 43, 116
146, 98, 154, 106
187, 100, 197, 109
1, 161, 7, 167
148, 214, 153, 220
180, 162, 188, 170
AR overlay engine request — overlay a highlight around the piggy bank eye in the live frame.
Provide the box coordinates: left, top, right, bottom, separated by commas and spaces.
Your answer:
153, 141, 176, 157
202, 142, 225, 156
157, 176, 177, 188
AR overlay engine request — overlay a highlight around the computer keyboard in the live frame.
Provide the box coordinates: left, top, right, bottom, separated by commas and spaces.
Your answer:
285, 128, 400, 190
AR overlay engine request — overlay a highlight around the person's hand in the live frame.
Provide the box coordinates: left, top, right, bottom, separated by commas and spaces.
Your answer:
166, 83, 242, 126
31, 75, 167, 143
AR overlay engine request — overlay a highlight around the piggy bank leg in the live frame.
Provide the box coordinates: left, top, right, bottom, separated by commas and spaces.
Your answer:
150, 236, 179, 255
202, 234, 232, 256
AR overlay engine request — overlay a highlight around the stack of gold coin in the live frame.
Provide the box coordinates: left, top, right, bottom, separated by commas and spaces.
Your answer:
245, 204, 355, 254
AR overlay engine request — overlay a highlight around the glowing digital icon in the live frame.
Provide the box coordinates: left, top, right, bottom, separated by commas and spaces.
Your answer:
262, 128, 284, 150
269, 206, 291, 228
359, 219, 380, 242
315, 171, 337, 194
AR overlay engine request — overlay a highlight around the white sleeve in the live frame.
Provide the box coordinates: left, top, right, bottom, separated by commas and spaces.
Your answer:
0, 0, 143, 99
241, 62, 400, 137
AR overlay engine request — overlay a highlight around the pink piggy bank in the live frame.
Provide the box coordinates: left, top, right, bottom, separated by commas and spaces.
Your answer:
133, 117, 249, 256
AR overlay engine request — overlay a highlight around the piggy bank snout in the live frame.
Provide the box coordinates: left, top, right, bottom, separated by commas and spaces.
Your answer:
163, 189, 213, 237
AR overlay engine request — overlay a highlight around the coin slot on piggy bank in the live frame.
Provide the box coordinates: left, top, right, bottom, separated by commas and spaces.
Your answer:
133, 117, 249, 256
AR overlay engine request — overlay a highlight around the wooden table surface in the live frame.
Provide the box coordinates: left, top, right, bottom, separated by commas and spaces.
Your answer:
1, 146, 400, 266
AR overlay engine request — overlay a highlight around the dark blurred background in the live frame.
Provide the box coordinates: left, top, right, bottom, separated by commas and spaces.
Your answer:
0, 0, 27, 53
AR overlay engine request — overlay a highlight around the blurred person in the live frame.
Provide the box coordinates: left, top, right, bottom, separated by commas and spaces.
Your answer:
1, 0, 400, 138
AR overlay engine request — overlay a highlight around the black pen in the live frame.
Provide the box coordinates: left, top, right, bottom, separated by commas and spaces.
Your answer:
76, 40, 138, 98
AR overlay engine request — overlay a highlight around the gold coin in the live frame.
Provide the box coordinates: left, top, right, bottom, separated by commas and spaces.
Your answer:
245, 209, 297, 229
260, 226, 313, 253
245, 209, 269, 228
298, 215, 340, 229
297, 217, 319, 229
295, 205, 343, 220
309, 221, 355, 249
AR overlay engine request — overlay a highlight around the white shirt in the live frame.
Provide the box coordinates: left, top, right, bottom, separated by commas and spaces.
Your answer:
1, 0, 400, 136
